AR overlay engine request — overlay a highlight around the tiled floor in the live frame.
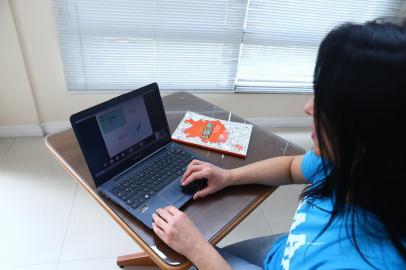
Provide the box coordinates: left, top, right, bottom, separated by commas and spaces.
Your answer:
0, 128, 311, 270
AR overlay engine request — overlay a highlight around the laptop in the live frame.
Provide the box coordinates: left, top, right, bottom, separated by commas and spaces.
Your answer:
70, 83, 208, 229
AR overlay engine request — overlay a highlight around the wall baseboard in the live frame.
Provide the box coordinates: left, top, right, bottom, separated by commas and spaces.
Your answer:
41, 121, 71, 135
0, 117, 311, 138
0, 124, 43, 137
247, 117, 311, 128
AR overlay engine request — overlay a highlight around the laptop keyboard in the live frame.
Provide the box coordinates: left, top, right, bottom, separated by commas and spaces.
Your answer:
109, 147, 196, 210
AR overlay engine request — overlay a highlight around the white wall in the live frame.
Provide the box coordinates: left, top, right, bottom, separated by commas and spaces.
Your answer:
1, 0, 312, 136
0, 0, 39, 126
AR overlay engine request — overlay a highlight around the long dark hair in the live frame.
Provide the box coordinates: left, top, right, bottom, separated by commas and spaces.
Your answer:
302, 19, 406, 266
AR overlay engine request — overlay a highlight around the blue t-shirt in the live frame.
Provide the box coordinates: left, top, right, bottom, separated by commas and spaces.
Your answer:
264, 150, 405, 269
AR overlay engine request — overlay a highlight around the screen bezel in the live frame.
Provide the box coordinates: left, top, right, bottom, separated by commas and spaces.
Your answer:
69, 83, 171, 187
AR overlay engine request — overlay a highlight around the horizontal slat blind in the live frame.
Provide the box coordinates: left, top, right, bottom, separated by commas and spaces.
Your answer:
53, 0, 247, 91
236, 0, 403, 93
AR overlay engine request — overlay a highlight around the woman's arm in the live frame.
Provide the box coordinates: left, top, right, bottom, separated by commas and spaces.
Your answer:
187, 241, 232, 270
181, 155, 309, 200
228, 154, 309, 186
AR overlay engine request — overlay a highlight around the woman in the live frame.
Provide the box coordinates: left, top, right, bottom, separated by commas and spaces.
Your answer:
152, 20, 406, 269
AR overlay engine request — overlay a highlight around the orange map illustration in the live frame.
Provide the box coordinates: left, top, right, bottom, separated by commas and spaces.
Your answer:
183, 119, 228, 143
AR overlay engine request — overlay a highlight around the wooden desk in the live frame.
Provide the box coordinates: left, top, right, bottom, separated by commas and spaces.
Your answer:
45, 92, 304, 269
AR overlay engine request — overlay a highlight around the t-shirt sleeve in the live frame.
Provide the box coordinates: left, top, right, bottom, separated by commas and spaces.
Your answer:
301, 150, 330, 184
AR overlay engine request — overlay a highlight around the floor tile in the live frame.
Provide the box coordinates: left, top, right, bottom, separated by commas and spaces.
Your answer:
57, 257, 158, 270
0, 184, 77, 268
266, 218, 293, 235
260, 185, 305, 232
217, 207, 272, 248
0, 138, 73, 187
59, 186, 142, 262
2, 263, 57, 270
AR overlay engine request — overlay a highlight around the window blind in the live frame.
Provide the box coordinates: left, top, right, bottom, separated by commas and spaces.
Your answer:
236, 0, 403, 93
53, 0, 247, 91
53, 0, 403, 93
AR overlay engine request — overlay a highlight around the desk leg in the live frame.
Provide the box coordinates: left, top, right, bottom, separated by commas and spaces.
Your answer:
117, 252, 157, 268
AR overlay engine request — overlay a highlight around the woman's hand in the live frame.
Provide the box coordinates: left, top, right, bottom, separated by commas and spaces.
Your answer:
181, 160, 231, 199
152, 206, 233, 270
152, 206, 208, 259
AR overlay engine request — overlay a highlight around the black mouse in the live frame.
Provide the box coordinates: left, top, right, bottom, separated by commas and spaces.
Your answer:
181, 178, 208, 195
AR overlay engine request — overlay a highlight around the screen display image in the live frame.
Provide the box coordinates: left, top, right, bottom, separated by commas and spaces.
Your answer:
97, 96, 153, 158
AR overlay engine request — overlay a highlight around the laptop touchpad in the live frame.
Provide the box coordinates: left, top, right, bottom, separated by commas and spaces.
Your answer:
159, 181, 187, 203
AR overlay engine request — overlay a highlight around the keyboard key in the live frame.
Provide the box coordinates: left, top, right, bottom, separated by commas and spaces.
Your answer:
126, 198, 134, 205
131, 202, 140, 208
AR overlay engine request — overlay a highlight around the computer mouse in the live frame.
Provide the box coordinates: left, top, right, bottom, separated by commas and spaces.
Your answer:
181, 178, 208, 195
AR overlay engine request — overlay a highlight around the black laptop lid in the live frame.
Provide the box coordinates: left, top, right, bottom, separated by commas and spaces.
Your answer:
70, 83, 171, 187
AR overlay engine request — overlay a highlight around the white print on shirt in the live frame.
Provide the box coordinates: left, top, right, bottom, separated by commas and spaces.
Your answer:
281, 201, 307, 270
291, 201, 306, 229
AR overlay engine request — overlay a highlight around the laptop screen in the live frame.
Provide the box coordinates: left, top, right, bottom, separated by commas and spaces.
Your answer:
70, 83, 171, 187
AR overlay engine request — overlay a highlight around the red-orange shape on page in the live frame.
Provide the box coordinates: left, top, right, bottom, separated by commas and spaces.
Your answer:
183, 119, 228, 143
